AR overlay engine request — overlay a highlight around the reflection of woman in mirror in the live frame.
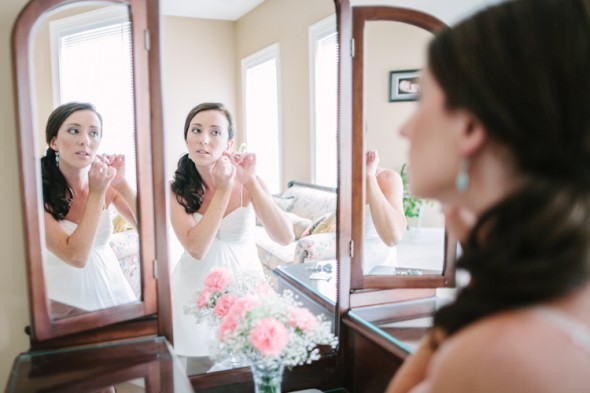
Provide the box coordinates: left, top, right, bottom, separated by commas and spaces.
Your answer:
365, 149, 406, 274
42, 102, 137, 312
169, 102, 293, 367
387, 0, 590, 392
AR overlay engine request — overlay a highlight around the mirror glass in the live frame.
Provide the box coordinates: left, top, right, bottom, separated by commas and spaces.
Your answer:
160, 0, 338, 376
33, 2, 141, 318
363, 21, 445, 277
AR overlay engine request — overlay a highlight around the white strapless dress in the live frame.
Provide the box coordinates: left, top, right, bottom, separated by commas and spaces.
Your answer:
44, 209, 137, 312
171, 206, 264, 357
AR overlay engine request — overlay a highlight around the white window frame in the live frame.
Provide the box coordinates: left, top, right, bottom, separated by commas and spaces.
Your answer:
50, 6, 129, 106
309, 15, 338, 187
241, 43, 283, 193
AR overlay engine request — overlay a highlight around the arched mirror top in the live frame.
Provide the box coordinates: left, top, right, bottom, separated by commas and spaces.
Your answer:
348, 4, 457, 300
12, 0, 162, 343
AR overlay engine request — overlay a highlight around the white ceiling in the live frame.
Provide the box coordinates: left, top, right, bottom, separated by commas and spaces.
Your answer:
160, 0, 265, 21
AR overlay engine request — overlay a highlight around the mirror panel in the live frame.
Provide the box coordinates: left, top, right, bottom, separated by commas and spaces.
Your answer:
160, 0, 339, 376
12, 0, 158, 342
33, 3, 141, 319
363, 20, 445, 277
350, 5, 457, 292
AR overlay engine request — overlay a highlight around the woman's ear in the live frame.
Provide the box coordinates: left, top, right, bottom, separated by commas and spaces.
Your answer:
225, 139, 234, 153
457, 112, 486, 157
49, 137, 58, 151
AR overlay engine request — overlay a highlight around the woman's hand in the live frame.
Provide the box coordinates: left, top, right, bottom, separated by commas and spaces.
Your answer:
230, 152, 257, 185
102, 154, 127, 188
212, 155, 235, 191
366, 150, 379, 178
88, 157, 115, 195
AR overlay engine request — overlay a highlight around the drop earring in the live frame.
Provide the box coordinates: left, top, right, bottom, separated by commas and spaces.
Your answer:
55, 152, 60, 167
455, 158, 469, 192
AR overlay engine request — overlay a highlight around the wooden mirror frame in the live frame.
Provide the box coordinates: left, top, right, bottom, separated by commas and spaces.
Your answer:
349, 6, 457, 301
11, 0, 170, 346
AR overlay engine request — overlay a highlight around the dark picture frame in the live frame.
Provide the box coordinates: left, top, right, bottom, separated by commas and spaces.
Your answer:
389, 69, 420, 102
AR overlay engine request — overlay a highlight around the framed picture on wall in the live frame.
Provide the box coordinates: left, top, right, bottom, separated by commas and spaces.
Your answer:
389, 69, 420, 102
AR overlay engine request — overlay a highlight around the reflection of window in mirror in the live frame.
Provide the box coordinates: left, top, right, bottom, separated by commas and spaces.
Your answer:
242, 43, 281, 194
47, 6, 137, 187
363, 21, 445, 277
310, 15, 337, 188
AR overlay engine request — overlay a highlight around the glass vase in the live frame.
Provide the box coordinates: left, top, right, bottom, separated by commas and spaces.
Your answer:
250, 362, 284, 393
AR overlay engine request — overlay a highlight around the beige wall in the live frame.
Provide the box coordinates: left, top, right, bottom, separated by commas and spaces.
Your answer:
0, 0, 34, 387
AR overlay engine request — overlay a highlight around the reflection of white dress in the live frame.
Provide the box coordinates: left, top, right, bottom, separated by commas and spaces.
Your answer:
364, 206, 398, 274
171, 206, 264, 357
44, 209, 137, 312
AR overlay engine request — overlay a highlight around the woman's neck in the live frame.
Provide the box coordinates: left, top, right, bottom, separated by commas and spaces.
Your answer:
59, 165, 89, 193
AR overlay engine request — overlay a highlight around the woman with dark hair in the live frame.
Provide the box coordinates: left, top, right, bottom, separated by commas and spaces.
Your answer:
43, 102, 137, 312
387, 0, 590, 391
169, 102, 293, 363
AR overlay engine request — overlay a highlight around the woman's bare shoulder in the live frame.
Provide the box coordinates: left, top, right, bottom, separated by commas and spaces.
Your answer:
423, 309, 590, 392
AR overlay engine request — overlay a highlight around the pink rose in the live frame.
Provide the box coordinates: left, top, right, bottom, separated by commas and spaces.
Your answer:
289, 307, 317, 333
204, 267, 233, 292
249, 318, 289, 357
196, 289, 212, 309
213, 294, 237, 318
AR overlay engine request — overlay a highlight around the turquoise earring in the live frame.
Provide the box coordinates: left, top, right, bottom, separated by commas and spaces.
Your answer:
455, 159, 469, 192
55, 152, 60, 167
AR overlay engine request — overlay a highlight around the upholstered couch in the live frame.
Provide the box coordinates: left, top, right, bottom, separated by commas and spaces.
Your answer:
109, 212, 141, 297
255, 181, 337, 279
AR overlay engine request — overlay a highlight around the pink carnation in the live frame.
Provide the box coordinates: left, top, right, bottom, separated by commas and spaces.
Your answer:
289, 307, 318, 333
213, 293, 237, 318
249, 318, 289, 357
204, 267, 233, 292
196, 289, 212, 309
218, 295, 259, 341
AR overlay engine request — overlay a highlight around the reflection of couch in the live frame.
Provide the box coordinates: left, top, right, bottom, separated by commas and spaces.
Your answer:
109, 215, 141, 297
255, 181, 337, 278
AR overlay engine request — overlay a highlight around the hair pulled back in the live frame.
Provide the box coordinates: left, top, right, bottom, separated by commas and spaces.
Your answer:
429, 0, 590, 337
41, 102, 102, 220
171, 102, 234, 213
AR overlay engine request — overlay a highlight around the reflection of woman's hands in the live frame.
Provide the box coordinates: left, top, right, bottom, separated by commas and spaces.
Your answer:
443, 205, 477, 245
212, 155, 235, 191
229, 152, 257, 185
88, 157, 115, 195
366, 150, 379, 178
101, 154, 126, 187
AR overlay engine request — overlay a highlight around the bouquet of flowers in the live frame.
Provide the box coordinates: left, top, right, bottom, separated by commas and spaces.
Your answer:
184, 267, 338, 391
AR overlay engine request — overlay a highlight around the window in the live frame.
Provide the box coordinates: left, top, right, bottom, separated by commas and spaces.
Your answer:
309, 15, 338, 188
241, 43, 281, 194
50, 6, 136, 187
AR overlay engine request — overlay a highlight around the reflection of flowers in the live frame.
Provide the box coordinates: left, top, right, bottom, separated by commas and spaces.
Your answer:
185, 267, 338, 370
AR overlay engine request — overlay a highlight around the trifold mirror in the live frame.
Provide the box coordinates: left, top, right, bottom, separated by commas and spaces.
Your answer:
12, 0, 166, 343
349, 5, 458, 303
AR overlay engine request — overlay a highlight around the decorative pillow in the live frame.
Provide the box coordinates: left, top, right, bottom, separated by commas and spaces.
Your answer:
112, 214, 134, 233
301, 212, 337, 237
285, 212, 313, 240
272, 195, 296, 212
